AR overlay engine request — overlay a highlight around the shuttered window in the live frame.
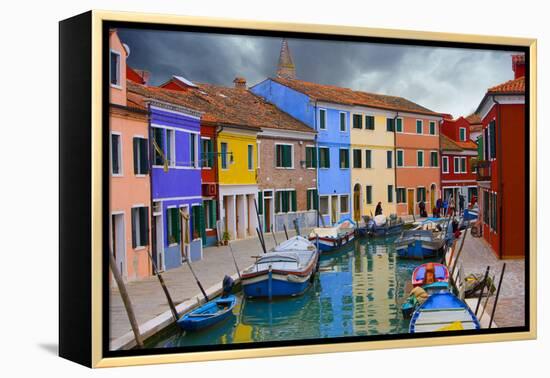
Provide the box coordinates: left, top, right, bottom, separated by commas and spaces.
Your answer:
386, 151, 393, 168
366, 185, 373, 204
417, 151, 424, 167
365, 150, 372, 168
319, 148, 330, 168
489, 120, 496, 159
430, 151, 438, 167
365, 116, 375, 130
276, 144, 293, 168
307, 189, 319, 210
133, 137, 149, 175
319, 109, 327, 130
430, 121, 436, 135
353, 149, 362, 168
201, 138, 213, 168
387, 185, 394, 203
221, 142, 228, 169
131, 206, 149, 248
353, 114, 363, 129
167, 208, 181, 245
340, 113, 347, 131
417, 187, 426, 202
203, 200, 217, 229
396, 188, 406, 203
257, 192, 263, 214
339, 149, 349, 169
396, 118, 403, 132
191, 205, 204, 240
275, 190, 297, 213
111, 134, 121, 175
305, 146, 317, 168
248, 144, 254, 170
386, 118, 395, 132
459, 127, 466, 141
396, 150, 404, 167
442, 156, 449, 173
416, 120, 423, 134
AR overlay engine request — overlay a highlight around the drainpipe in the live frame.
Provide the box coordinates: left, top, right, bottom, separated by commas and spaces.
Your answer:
493, 96, 503, 258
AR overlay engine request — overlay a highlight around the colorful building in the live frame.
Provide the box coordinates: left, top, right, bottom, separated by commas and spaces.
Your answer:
475, 54, 526, 259
440, 116, 479, 209
108, 30, 152, 282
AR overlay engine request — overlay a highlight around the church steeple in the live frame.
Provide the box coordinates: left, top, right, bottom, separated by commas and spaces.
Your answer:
276, 38, 296, 80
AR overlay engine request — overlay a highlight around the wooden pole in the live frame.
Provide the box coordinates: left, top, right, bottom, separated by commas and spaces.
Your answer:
109, 253, 144, 348
227, 242, 242, 280
256, 227, 267, 254
489, 263, 506, 329
271, 224, 279, 245
180, 210, 209, 302
253, 198, 266, 247
475, 266, 491, 316
450, 226, 468, 280
283, 224, 289, 240
293, 218, 301, 236
145, 249, 179, 321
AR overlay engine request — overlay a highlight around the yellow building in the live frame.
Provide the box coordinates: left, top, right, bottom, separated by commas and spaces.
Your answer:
350, 109, 397, 221
217, 128, 260, 240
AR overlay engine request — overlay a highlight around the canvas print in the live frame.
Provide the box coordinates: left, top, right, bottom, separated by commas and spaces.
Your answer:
107, 26, 528, 353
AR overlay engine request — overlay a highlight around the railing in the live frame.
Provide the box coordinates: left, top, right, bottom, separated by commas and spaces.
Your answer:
475, 160, 492, 181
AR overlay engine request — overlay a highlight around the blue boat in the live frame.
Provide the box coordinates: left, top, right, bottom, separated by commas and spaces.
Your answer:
395, 230, 446, 260
409, 292, 480, 333
177, 295, 237, 331
308, 218, 356, 253
362, 215, 404, 237
401, 281, 450, 318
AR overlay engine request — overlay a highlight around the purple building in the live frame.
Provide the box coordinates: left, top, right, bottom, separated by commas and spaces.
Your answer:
148, 100, 204, 271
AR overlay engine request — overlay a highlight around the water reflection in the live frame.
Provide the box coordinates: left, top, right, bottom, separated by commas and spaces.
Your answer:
148, 236, 418, 348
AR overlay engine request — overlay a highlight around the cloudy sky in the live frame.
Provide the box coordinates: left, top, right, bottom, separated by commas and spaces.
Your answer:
119, 28, 522, 117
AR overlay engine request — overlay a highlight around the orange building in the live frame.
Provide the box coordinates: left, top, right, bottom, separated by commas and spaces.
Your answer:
395, 114, 442, 216
109, 30, 152, 281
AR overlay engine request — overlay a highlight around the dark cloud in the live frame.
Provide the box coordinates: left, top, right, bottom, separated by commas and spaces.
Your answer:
118, 28, 521, 117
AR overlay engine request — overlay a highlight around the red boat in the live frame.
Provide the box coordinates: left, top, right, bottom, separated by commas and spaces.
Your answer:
412, 263, 449, 287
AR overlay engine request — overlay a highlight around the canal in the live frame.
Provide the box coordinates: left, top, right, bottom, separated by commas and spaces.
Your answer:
145, 236, 419, 348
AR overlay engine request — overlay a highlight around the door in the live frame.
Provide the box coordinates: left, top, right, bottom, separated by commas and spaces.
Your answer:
111, 213, 126, 280
430, 184, 436, 212
264, 198, 272, 233
331, 195, 338, 224
353, 184, 361, 222
407, 189, 415, 215
154, 215, 164, 271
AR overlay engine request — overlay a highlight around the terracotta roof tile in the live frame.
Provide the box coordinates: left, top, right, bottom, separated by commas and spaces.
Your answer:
488, 76, 525, 94
440, 134, 477, 152
465, 112, 481, 124
272, 77, 441, 116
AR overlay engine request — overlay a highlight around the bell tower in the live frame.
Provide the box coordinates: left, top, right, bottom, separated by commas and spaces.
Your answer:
276, 38, 296, 80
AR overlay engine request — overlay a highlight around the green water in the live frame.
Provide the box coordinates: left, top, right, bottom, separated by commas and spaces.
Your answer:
146, 236, 419, 348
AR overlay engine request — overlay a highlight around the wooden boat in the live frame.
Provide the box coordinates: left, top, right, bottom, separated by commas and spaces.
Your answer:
272, 235, 316, 253
242, 248, 319, 299
364, 214, 404, 237
308, 218, 356, 253
401, 280, 450, 318
177, 295, 237, 331
409, 292, 480, 333
395, 229, 446, 260
412, 263, 449, 287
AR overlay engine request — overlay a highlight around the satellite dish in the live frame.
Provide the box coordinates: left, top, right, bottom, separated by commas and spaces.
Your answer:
123, 43, 131, 57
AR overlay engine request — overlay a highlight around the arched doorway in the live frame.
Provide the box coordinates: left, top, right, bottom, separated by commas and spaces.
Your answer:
430, 183, 436, 213
353, 183, 361, 222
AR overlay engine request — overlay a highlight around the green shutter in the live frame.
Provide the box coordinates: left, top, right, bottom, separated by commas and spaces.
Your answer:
396, 118, 402, 132
258, 192, 263, 214
131, 208, 137, 248
314, 190, 319, 210
275, 192, 281, 213
307, 190, 311, 210
133, 138, 139, 174
282, 191, 289, 213
291, 191, 297, 212
173, 209, 181, 244
285, 145, 292, 167
140, 207, 149, 246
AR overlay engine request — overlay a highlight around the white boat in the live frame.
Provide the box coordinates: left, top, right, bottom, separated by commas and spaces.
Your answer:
308, 218, 356, 253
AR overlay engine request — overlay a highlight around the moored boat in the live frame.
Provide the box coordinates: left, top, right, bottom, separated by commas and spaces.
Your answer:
308, 218, 356, 253
412, 263, 449, 287
395, 229, 446, 260
177, 295, 237, 331
364, 214, 404, 237
409, 292, 480, 333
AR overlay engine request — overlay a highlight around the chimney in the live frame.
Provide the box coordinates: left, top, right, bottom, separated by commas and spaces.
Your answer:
512, 54, 525, 79
233, 77, 247, 89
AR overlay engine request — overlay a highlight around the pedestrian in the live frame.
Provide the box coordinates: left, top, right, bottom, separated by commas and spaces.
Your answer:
436, 197, 443, 217
443, 197, 449, 217
419, 200, 427, 217
459, 194, 465, 214
375, 202, 383, 216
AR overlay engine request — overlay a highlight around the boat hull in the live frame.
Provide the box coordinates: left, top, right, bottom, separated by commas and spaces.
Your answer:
242, 272, 311, 298
309, 231, 355, 253
412, 263, 449, 287
177, 295, 236, 331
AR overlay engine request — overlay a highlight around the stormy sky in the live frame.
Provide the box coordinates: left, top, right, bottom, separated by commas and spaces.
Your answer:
118, 28, 522, 117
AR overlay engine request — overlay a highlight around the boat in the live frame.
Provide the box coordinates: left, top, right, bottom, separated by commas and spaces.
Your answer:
272, 235, 316, 253
394, 229, 446, 260
401, 277, 450, 318
177, 295, 237, 331
409, 292, 481, 333
412, 263, 449, 287
308, 218, 356, 253
241, 248, 319, 299
362, 214, 404, 237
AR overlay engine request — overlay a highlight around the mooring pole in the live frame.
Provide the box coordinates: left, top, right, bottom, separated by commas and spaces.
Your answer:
489, 263, 506, 329
145, 249, 179, 321
283, 224, 289, 240
256, 227, 267, 254
271, 224, 279, 245
109, 253, 144, 348
253, 198, 266, 247
475, 266, 491, 316
180, 210, 209, 302
450, 226, 468, 280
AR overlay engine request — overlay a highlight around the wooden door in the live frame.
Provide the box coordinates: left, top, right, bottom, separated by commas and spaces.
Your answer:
407, 189, 414, 215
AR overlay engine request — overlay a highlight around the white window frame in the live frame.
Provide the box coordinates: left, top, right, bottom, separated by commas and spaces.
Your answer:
339, 111, 347, 132
131, 205, 147, 250
386, 150, 393, 169
319, 196, 330, 216
396, 149, 404, 168
417, 150, 424, 167
339, 194, 350, 214
109, 49, 122, 88
454, 156, 461, 173
429, 121, 437, 135
318, 108, 327, 130
459, 127, 467, 141
275, 143, 294, 169
110, 131, 123, 177
166, 129, 176, 167
442, 156, 449, 173
305, 144, 316, 169
339, 148, 350, 169
416, 119, 424, 134
133, 135, 147, 176
247, 144, 254, 171
461, 157, 467, 173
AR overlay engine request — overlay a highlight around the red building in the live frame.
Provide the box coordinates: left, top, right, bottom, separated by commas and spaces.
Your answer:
440, 116, 479, 209
475, 54, 526, 259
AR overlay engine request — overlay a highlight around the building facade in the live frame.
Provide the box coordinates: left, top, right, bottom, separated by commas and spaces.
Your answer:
475, 54, 526, 259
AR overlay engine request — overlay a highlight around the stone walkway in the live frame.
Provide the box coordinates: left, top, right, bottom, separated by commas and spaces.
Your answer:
455, 232, 525, 328
109, 229, 304, 342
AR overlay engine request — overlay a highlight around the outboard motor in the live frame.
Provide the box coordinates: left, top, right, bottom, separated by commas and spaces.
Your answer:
222, 275, 234, 298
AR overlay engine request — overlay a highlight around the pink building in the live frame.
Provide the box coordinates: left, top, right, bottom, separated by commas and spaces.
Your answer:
109, 30, 152, 282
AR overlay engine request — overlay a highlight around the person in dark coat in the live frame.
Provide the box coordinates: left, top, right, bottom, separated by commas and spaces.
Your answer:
419, 200, 427, 217
459, 195, 465, 214
375, 202, 383, 216
436, 197, 443, 217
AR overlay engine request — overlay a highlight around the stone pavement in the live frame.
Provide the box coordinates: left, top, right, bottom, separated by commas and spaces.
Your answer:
109, 229, 306, 342
456, 232, 525, 328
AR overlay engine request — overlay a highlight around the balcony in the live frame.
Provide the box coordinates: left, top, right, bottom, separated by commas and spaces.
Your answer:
475, 160, 492, 182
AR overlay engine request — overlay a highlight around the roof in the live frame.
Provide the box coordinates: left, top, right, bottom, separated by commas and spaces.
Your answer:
270, 77, 441, 117
487, 76, 525, 94
127, 80, 314, 134
440, 134, 477, 152
465, 112, 481, 124
172, 75, 197, 88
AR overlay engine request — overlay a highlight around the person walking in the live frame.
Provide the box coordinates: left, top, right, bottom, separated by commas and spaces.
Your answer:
443, 197, 449, 217
459, 194, 465, 214
375, 202, 383, 216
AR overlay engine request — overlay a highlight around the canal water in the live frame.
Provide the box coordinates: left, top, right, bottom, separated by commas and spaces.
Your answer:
146, 236, 420, 348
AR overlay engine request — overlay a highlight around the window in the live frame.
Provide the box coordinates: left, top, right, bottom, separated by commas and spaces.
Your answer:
201, 138, 213, 168
340, 195, 349, 214
166, 129, 175, 166
307, 189, 319, 210
416, 187, 426, 202
305, 146, 317, 168
396, 118, 403, 132
353, 149, 362, 168
387, 185, 394, 203
490, 192, 498, 232
429, 121, 436, 135
430, 151, 438, 167
319, 109, 327, 130
454, 157, 460, 173
190, 134, 197, 168
386, 151, 393, 168
365, 115, 375, 130
319, 196, 329, 215
152, 128, 164, 166
483, 191, 489, 225
275, 190, 297, 213
133, 137, 149, 175
352, 114, 363, 129
131, 206, 149, 248
396, 188, 406, 203
417, 150, 424, 167
461, 157, 467, 173
489, 121, 496, 159
386, 118, 395, 132
111, 133, 122, 175
191, 205, 204, 240
442, 156, 449, 173
221, 142, 228, 169
203, 200, 217, 229
319, 147, 330, 168
248, 144, 254, 170
365, 150, 372, 168
340, 112, 347, 131
396, 150, 404, 167
275, 144, 293, 168
110, 50, 121, 86
459, 127, 466, 141
339, 149, 349, 169
166, 207, 181, 245
416, 120, 423, 134
366, 185, 373, 204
